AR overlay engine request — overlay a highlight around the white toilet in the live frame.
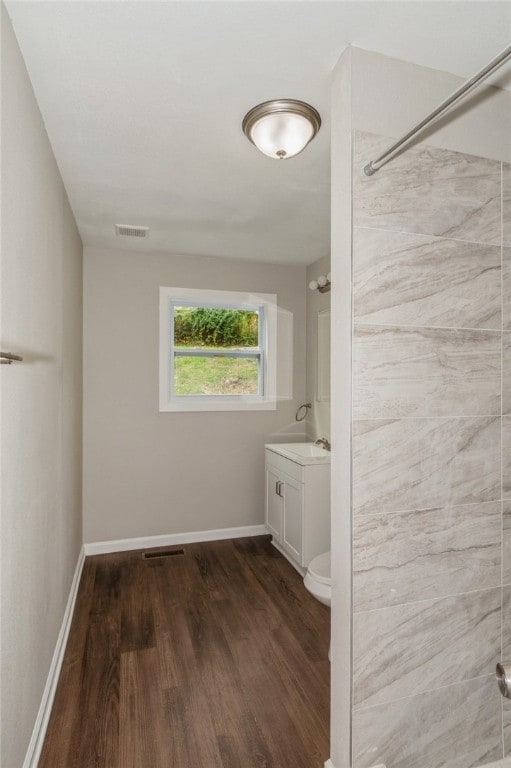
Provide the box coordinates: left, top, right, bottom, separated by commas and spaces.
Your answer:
304, 551, 331, 607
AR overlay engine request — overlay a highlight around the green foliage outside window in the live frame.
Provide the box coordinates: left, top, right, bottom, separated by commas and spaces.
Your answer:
174, 307, 258, 348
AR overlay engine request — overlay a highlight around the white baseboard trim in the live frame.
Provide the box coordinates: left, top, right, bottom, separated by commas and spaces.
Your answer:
84, 524, 269, 556
23, 546, 86, 768
270, 538, 306, 576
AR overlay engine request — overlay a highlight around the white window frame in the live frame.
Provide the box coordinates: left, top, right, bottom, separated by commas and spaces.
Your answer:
159, 286, 277, 412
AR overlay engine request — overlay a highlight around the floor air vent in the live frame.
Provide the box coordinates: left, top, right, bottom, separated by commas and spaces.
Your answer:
142, 548, 185, 560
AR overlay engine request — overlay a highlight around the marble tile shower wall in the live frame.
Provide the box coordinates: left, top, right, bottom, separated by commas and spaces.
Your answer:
350, 131, 510, 768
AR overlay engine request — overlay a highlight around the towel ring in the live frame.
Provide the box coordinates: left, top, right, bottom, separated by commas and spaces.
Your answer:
295, 402, 312, 422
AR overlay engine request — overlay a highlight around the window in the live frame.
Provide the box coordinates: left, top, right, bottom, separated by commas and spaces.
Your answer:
159, 287, 277, 411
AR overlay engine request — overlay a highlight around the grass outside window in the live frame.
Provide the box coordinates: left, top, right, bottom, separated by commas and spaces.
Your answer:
174, 351, 259, 395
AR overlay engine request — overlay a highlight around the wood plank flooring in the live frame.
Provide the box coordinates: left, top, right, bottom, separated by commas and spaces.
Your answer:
40, 535, 330, 768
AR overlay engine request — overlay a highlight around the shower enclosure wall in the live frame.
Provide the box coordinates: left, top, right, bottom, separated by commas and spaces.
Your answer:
330, 47, 511, 768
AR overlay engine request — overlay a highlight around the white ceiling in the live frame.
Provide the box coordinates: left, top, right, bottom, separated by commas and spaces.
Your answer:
5, 1, 511, 265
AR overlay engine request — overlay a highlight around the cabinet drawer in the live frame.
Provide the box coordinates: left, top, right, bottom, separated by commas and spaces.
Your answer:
265, 449, 304, 484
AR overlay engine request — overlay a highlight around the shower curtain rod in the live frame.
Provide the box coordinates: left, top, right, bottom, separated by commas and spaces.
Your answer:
363, 44, 511, 177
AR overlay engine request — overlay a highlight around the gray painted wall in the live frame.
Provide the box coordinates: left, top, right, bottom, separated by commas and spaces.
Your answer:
0, 6, 83, 765
83, 246, 307, 543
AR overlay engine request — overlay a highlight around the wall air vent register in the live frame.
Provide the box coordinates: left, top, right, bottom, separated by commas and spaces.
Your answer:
115, 224, 149, 238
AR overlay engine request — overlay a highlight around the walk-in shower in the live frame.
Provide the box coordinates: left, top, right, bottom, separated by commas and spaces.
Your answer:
330, 42, 511, 768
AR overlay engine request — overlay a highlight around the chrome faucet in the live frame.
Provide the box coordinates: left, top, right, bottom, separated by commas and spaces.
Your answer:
315, 438, 331, 451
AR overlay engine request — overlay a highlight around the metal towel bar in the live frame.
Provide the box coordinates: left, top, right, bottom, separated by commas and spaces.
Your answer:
0, 351, 23, 364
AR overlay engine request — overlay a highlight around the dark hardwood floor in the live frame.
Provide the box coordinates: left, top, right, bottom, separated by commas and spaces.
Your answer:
40, 535, 330, 768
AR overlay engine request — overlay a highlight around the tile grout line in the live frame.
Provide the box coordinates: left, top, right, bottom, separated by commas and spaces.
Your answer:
353, 582, 504, 616
354, 414, 501, 421
352, 672, 494, 713
353, 224, 503, 249
501, 158, 507, 759
502, 159, 505, 593
353, 497, 502, 518
353, 321, 507, 334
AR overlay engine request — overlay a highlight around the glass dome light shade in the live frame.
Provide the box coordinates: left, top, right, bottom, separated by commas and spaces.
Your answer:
317, 274, 328, 287
243, 100, 321, 160
250, 113, 314, 159
309, 280, 319, 291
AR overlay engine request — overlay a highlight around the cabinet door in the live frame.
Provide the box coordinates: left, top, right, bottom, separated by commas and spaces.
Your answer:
265, 465, 283, 540
282, 474, 303, 563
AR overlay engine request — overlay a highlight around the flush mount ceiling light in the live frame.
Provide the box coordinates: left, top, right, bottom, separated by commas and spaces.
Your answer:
242, 99, 321, 160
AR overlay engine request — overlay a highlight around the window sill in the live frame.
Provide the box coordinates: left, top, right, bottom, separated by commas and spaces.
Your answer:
159, 397, 277, 413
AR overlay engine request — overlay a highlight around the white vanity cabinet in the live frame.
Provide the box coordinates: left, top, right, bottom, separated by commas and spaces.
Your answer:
264, 444, 330, 573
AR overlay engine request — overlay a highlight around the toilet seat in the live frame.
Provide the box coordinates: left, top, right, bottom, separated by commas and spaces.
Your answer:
307, 551, 331, 586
